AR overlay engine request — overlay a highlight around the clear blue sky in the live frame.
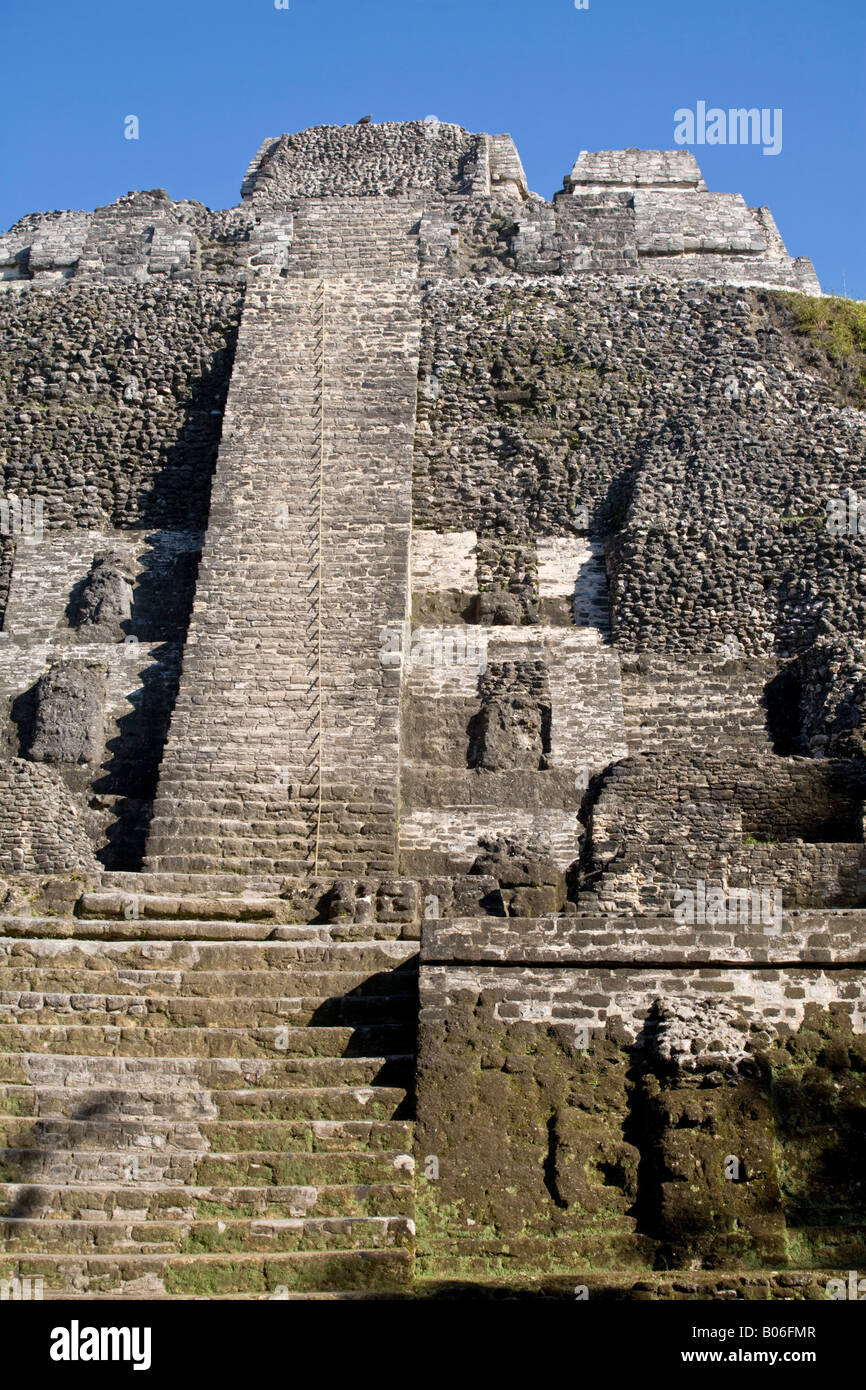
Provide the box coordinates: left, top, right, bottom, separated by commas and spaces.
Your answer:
2, 0, 863, 297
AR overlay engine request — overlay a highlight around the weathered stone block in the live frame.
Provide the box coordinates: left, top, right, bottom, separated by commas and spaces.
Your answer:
27, 663, 107, 768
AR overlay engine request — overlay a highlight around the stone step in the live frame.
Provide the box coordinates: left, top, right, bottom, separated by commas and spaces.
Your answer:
149, 854, 399, 877
147, 773, 318, 795
0, 984, 413, 1027
0, 1045, 414, 1084
190, 552, 323, 572
151, 763, 334, 784
1, 982, 418, 1015
0, 1002, 414, 1049
145, 850, 317, 875
148, 778, 321, 800
0, 1248, 413, 1295
0, 1214, 414, 1255
0, 1028, 415, 1067
0, 1148, 414, 1188
0, 1082, 408, 1122
0, 1031, 412, 1079
0, 956, 417, 989
99, 872, 287, 896
80, 893, 288, 921
95, 870, 423, 902
36, 1290, 413, 1301
0, 939, 418, 971
147, 793, 357, 819
82, 894, 337, 926
0, 1117, 411, 1153
145, 849, 397, 877
0, 966, 415, 1005
0, 1181, 414, 1220
147, 818, 312, 843
0, 919, 410, 943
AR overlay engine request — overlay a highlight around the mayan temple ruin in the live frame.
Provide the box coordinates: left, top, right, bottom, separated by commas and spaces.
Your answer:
0, 119, 863, 1301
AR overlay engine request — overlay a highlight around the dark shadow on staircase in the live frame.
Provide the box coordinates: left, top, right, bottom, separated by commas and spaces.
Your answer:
308, 958, 420, 1120
4, 1092, 129, 1220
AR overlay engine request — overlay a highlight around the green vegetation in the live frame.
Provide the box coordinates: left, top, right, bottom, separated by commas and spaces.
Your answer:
789, 292, 866, 359
785, 292, 866, 406
779, 511, 824, 533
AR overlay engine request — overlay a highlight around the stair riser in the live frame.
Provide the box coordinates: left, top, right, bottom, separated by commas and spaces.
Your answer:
0, 1217, 414, 1256
0, 1084, 409, 1121
0, 1009, 415, 1050
0, 1034, 414, 1071
0, 1183, 414, 1221
1, 1151, 413, 1187
0, 1250, 413, 1295
0, 1119, 410, 1152
0, 968, 416, 1001
0, 947, 418, 975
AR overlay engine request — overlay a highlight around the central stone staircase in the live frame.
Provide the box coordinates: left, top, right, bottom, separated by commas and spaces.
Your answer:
145, 275, 420, 878
0, 878, 418, 1298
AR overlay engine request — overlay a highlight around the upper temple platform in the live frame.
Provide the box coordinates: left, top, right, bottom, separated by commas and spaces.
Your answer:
0, 120, 820, 292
